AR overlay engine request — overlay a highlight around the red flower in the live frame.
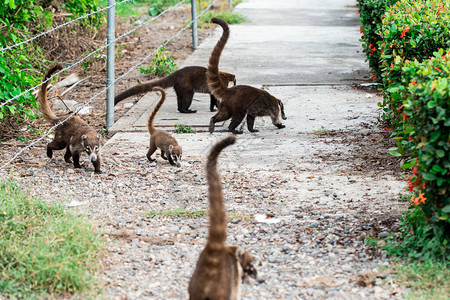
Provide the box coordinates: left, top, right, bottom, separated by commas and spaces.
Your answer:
400, 26, 410, 39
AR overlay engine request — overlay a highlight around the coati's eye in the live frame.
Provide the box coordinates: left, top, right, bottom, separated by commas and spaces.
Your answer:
86, 146, 91, 153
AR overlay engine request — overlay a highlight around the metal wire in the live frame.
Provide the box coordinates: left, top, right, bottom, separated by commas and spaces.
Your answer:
0, 0, 188, 112
0, 0, 217, 171
0, 0, 133, 53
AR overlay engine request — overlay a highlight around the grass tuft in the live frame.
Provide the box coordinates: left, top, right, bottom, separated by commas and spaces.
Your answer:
173, 123, 195, 133
0, 179, 104, 298
396, 260, 450, 299
147, 208, 207, 219
198, 10, 247, 28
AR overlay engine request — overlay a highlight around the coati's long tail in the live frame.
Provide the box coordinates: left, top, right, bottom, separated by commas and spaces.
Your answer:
147, 87, 166, 135
205, 136, 236, 254
38, 64, 63, 124
114, 75, 174, 105
207, 18, 230, 101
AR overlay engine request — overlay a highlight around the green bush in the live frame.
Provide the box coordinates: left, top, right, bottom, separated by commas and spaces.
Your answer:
0, 0, 103, 123
140, 46, 178, 77
379, 0, 450, 128
357, 0, 397, 79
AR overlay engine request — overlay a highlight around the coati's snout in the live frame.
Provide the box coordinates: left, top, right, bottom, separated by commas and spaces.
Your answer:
169, 145, 182, 167
82, 134, 100, 162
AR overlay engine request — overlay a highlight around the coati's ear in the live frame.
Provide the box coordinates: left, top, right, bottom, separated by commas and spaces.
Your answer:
168, 144, 173, 153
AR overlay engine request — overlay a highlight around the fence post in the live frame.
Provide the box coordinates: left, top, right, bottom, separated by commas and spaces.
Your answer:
229, 0, 233, 8
106, 0, 116, 130
191, 0, 198, 50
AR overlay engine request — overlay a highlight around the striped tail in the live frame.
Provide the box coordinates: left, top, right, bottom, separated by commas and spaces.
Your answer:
205, 136, 236, 253
147, 87, 166, 135
206, 18, 230, 101
38, 65, 63, 124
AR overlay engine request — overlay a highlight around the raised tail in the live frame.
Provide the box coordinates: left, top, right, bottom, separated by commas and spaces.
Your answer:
38, 64, 63, 124
114, 75, 174, 105
207, 18, 230, 101
205, 136, 237, 252
147, 87, 166, 135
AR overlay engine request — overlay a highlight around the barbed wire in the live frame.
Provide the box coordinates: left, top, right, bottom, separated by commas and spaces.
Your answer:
0, 0, 218, 171
0, 0, 188, 112
0, 0, 134, 53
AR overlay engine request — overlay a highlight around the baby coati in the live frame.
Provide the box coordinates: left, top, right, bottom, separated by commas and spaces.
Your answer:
38, 65, 101, 173
189, 136, 261, 300
146, 87, 182, 167
114, 66, 236, 113
207, 18, 287, 134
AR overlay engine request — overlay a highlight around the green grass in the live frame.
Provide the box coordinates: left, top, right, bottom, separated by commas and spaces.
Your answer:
0, 179, 104, 298
396, 260, 450, 299
173, 123, 195, 133
198, 9, 247, 28
312, 127, 329, 135
147, 208, 207, 219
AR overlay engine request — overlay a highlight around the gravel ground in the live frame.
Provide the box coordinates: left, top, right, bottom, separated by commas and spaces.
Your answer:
0, 90, 408, 299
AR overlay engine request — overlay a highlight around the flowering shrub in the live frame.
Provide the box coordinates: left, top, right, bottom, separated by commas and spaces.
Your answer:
357, 0, 397, 79
379, 0, 450, 129
358, 0, 450, 259
388, 50, 450, 259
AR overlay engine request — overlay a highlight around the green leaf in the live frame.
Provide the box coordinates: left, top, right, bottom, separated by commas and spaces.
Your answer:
442, 205, 450, 214
389, 151, 402, 157
427, 101, 437, 109
401, 160, 416, 169
422, 173, 437, 181
436, 149, 445, 158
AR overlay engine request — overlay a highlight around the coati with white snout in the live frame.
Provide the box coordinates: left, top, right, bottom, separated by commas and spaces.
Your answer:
114, 66, 236, 113
146, 87, 182, 167
189, 136, 262, 300
207, 18, 287, 134
38, 65, 101, 173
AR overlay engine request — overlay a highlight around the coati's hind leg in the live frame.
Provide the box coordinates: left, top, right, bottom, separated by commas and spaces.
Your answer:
228, 113, 246, 134
146, 142, 157, 162
209, 110, 231, 133
46, 140, 66, 158
64, 145, 72, 163
176, 88, 196, 114
72, 152, 82, 168
209, 94, 219, 112
246, 114, 259, 132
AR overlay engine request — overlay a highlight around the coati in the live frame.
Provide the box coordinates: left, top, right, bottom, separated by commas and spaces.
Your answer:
38, 65, 101, 173
114, 66, 236, 113
146, 87, 182, 167
207, 18, 287, 134
188, 136, 261, 300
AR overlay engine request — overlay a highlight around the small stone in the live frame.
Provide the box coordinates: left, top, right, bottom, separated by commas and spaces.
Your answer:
231, 218, 241, 224
378, 231, 389, 238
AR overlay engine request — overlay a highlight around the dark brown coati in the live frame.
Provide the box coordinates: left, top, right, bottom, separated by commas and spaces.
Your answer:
207, 18, 287, 134
146, 87, 182, 167
114, 66, 236, 113
38, 65, 101, 173
189, 136, 262, 300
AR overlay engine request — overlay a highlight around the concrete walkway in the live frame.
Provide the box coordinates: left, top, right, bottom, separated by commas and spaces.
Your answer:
106, 0, 369, 135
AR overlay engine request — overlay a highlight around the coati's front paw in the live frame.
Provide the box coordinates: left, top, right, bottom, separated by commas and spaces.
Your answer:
210, 108, 217, 112
231, 130, 243, 135
47, 149, 53, 158
276, 124, 286, 129
249, 128, 259, 133
94, 169, 102, 174
74, 164, 82, 169
178, 108, 197, 114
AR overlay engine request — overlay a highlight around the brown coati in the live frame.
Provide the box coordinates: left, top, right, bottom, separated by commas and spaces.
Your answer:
38, 65, 101, 173
146, 87, 182, 167
207, 18, 287, 134
188, 136, 262, 300
114, 66, 236, 113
